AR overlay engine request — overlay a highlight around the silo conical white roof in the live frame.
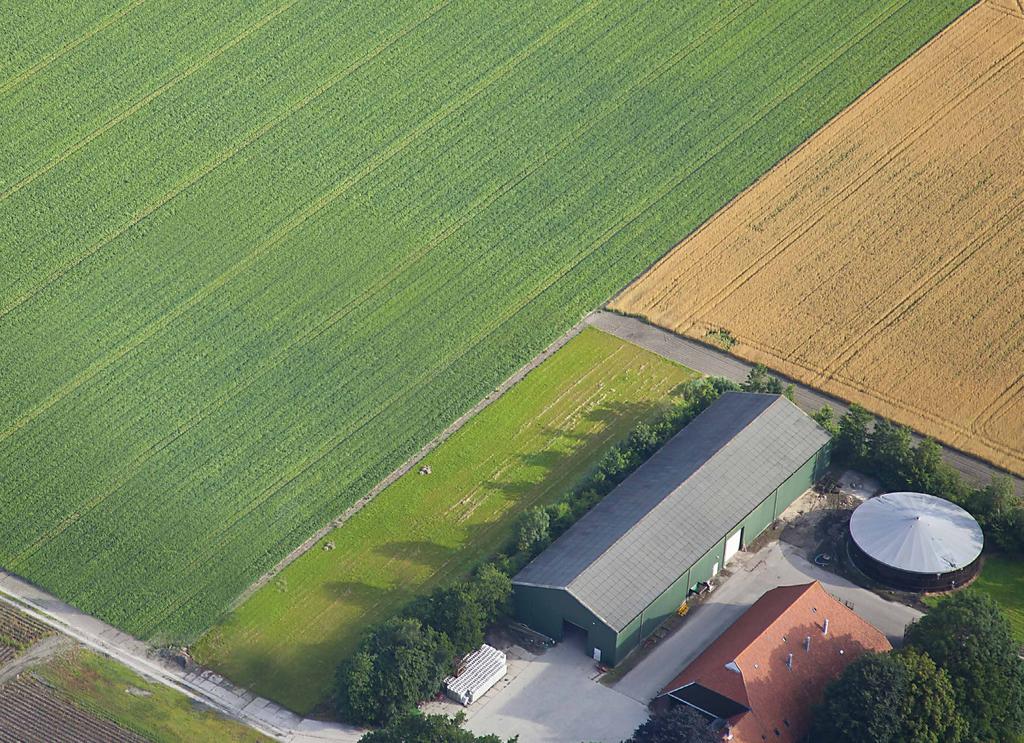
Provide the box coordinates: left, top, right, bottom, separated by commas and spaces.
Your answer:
849, 492, 983, 574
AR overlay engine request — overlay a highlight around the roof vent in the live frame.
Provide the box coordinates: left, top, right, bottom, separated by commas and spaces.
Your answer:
823, 618, 830, 636
804, 636, 811, 652
786, 653, 793, 670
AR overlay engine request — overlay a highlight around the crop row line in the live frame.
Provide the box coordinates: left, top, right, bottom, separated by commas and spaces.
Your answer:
679, 0, 991, 334
813, 41, 1024, 379
0, 0, 452, 328
637, 0, 1004, 315
0, 0, 148, 98
0, 0, 301, 205
5, 0, 736, 570
5, 0, 592, 569
152, 0, 894, 627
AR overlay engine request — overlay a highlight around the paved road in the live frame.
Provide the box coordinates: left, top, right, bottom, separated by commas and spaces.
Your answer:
0, 571, 361, 743
611, 540, 923, 704
590, 311, 1023, 495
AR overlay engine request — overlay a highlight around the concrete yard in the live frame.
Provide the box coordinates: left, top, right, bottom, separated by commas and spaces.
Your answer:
424, 640, 649, 743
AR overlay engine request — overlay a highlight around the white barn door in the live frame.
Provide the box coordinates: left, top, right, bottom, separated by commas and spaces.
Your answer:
724, 528, 743, 563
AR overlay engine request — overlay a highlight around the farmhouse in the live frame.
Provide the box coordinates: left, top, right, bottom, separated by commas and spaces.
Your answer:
512, 392, 831, 665
655, 581, 891, 742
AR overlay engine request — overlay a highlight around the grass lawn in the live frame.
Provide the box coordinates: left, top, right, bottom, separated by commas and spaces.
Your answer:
36, 647, 270, 743
924, 554, 1024, 645
193, 328, 695, 713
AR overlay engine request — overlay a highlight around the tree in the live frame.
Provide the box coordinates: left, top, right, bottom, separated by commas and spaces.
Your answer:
359, 711, 516, 742
513, 505, 550, 554
543, 500, 573, 539
810, 649, 963, 743
809, 652, 911, 743
469, 563, 512, 623
741, 364, 785, 395
907, 437, 944, 493
812, 404, 839, 436
834, 403, 872, 466
679, 376, 739, 414
867, 418, 914, 486
626, 705, 717, 743
415, 585, 485, 656
969, 475, 1016, 529
904, 591, 1024, 741
335, 617, 455, 725
896, 648, 964, 743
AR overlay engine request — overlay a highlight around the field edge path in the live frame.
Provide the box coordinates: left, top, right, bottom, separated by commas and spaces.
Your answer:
0, 571, 360, 743
590, 311, 1023, 495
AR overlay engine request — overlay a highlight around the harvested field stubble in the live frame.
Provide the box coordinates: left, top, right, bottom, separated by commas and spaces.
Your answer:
613, 1, 1024, 476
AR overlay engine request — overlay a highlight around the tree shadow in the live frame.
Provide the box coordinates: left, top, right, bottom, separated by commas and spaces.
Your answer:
319, 580, 394, 609
372, 540, 457, 569
484, 399, 668, 498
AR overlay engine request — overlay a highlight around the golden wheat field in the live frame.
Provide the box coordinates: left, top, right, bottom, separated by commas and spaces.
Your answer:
613, 1, 1024, 476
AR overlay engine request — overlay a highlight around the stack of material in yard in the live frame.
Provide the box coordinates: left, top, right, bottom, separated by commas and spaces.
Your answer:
444, 644, 507, 706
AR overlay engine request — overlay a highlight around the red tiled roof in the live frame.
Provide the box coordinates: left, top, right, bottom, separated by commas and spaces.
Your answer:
659, 582, 892, 743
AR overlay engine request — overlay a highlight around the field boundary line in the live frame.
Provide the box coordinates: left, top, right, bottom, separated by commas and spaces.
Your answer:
0, 0, 300, 204
0, 0, 147, 98
7, 0, 603, 625
228, 315, 596, 610
288, 342, 683, 669
0, 577, 364, 742
677, 15, 1023, 331
4, 0, 594, 577
607, 0, 988, 310
592, 311, 1024, 491
0, 0, 451, 325
636, 3, 1008, 314
7, 0, 750, 572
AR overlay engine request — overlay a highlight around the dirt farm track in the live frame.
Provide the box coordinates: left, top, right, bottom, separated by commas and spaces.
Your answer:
614, 1, 1024, 477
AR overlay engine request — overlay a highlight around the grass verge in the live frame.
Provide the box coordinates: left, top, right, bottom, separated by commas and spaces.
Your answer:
35, 647, 270, 742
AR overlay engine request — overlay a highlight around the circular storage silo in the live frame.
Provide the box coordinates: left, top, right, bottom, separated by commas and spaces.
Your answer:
848, 491, 983, 591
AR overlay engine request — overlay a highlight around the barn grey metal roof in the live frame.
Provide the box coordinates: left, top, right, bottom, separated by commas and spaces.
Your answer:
513, 392, 830, 631
849, 492, 983, 575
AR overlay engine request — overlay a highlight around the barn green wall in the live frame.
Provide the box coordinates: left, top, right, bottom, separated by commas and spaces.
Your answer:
774, 450, 821, 515
513, 441, 831, 666
513, 584, 618, 662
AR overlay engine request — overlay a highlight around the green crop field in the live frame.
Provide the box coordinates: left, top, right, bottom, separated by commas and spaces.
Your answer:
193, 328, 695, 713
0, 0, 973, 642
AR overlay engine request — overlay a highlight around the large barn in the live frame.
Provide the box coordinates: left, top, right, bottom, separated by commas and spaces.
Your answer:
512, 392, 832, 665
